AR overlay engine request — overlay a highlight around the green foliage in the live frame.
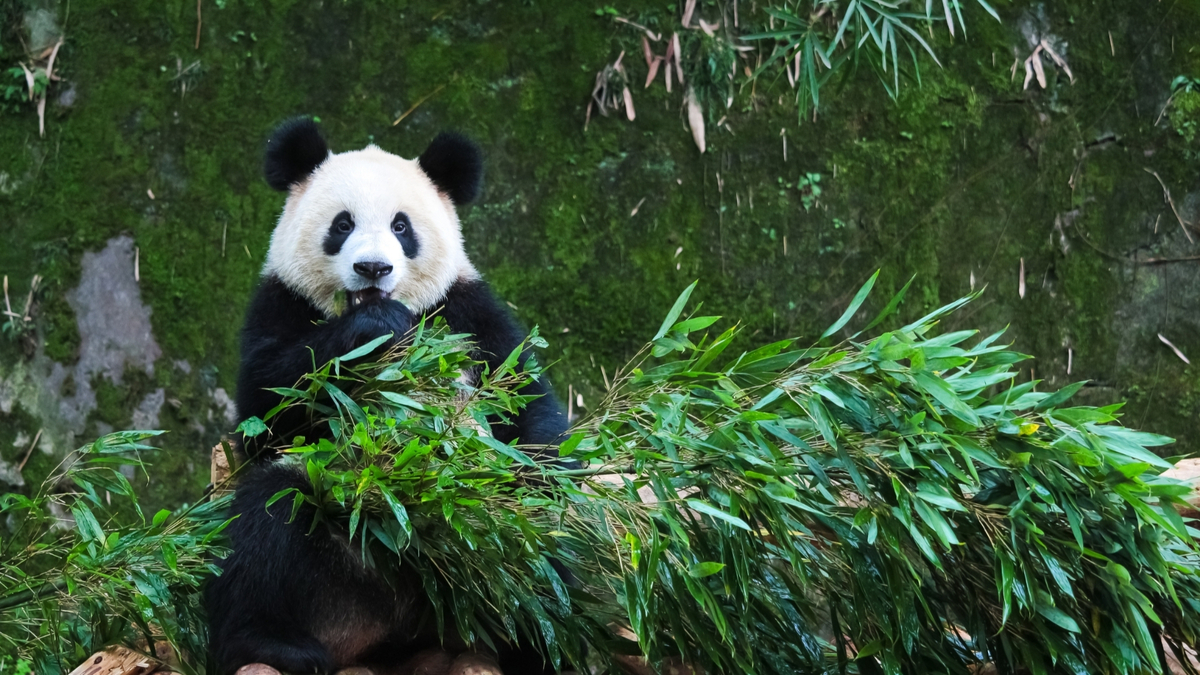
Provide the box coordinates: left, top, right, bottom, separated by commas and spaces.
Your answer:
0, 67, 30, 114
798, 171, 821, 211
1168, 76, 1200, 145
256, 280, 1200, 674
679, 30, 739, 122
5, 278, 1200, 673
0, 433, 229, 675
0, 656, 31, 675
742, 0, 1000, 120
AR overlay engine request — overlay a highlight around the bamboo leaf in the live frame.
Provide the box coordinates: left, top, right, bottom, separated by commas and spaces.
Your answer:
863, 275, 914, 332
655, 281, 699, 341
822, 270, 879, 339
689, 562, 726, 578
913, 371, 981, 426
339, 332, 394, 361
686, 499, 752, 531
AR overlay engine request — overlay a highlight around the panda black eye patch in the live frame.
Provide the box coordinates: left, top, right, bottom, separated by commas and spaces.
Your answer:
323, 211, 355, 255
392, 212, 419, 259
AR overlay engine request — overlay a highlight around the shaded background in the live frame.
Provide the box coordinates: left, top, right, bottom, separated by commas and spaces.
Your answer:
0, 0, 1197, 509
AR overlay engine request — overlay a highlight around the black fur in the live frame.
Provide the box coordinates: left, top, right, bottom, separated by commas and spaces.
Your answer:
234, 276, 567, 454
437, 279, 567, 449
393, 213, 419, 259
204, 461, 430, 675
323, 211, 354, 256
234, 276, 415, 457
216, 276, 569, 673
264, 118, 330, 191
417, 132, 483, 205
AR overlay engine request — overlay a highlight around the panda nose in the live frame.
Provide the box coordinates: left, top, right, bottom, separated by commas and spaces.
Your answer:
353, 261, 393, 280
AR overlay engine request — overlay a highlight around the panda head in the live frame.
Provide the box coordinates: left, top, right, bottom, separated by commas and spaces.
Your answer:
261, 118, 483, 317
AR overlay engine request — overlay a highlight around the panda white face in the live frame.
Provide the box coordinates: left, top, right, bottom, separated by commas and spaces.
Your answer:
264, 146, 476, 318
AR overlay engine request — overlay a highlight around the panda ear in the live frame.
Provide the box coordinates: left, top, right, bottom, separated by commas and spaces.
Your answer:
418, 132, 483, 205
264, 118, 330, 191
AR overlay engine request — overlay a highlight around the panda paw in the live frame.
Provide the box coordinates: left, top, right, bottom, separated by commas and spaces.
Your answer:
343, 298, 415, 348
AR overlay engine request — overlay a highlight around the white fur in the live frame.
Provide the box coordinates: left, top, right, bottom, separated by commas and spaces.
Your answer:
264, 145, 478, 317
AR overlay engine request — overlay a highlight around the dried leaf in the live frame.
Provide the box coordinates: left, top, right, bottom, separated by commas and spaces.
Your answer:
1158, 334, 1190, 364
20, 63, 34, 101
686, 86, 705, 154
1019, 258, 1026, 299
623, 86, 636, 121
642, 35, 654, 68
682, 0, 696, 27
631, 198, 646, 216
1040, 39, 1074, 83
46, 37, 64, 81
645, 56, 662, 89
1022, 56, 1034, 90
673, 33, 685, 84
1031, 47, 1046, 89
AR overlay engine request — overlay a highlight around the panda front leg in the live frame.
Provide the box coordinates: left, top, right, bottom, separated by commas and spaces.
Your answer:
237, 295, 416, 452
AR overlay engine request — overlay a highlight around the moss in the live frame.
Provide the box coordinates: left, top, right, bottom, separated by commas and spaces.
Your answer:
1, 0, 1199, 508
0, 402, 47, 495
87, 365, 156, 431
0, 403, 38, 464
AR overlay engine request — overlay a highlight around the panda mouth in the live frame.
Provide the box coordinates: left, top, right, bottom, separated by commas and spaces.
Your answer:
347, 287, 387, 308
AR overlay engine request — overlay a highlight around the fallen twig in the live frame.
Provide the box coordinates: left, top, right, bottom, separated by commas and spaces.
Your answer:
17, 429, 42, 472
1144, 168, 1194, 244
615, 16, 661, 41
392, 84, 446, 126
1155, 92, 1177, 127
1138, 255, 1200, 265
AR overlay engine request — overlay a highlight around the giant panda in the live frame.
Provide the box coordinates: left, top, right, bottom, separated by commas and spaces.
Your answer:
204, 118, 570, 675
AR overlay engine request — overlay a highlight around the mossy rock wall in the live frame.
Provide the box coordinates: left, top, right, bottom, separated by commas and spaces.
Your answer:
0, 0, 1198, 506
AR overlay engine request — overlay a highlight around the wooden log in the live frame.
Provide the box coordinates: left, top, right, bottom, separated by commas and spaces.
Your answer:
68, 647, 159, 675
1164, 458, 1200, 519
210, 438, 239, 500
